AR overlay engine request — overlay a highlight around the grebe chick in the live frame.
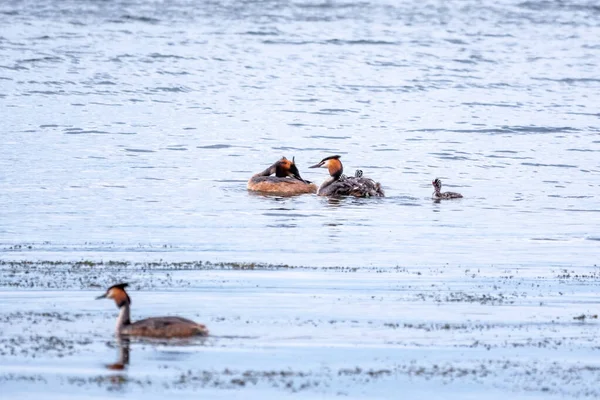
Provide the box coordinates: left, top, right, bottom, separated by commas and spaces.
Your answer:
96, 283, 209, 338
432, 178, 463, 199
247, 156, 317, 195
309, 155, 384, 197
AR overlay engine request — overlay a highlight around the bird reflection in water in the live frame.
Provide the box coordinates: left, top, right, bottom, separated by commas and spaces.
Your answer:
106, 338, 130, 371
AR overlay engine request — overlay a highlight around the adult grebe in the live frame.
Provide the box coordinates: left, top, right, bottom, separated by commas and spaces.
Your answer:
247, 156, 317, 195
432, 178, 463, 199
309, 155, 384, 197
96, 283, 209, 338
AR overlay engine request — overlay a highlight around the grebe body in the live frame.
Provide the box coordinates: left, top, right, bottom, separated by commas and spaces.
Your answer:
247, 157, 317, 195
432, 178, 463, 199
96, 283, 208, 338
309, 155, 384, 197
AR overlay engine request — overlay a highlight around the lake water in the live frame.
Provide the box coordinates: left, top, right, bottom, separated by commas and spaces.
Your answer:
1, 0, 599, 398
1, 0, 599, 268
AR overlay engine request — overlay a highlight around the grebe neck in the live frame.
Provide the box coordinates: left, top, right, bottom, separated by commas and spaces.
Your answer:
116, 304, 131, 334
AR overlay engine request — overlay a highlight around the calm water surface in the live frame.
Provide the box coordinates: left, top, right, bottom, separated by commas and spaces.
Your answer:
1, 0, 599, 267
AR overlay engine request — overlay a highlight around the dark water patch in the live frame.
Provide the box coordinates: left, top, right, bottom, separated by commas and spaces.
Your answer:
149, 86, 192, 93
18, 56, 63, 64
116, 15, 161, 24
518, 1, 600, 13
157, 70, 191, 76
463, 102, 521, 108
341, 84, 415, 93
294, 1, 370, 9
140, 177, 165, 181
452, 58, 477, 65
486, 154, 533, 160
532, 237, 566, 242
307, 135, 351, 140
197, 144, 231, 149
444, 38, 468, 45
124, 148, 155, 153
266, 224, 298, 228
63, 129, 109, 135
0, 64, 28, 71
263, 39, 399, 46
373, 148, 399, 152
39, 124, 59, 128
567, 148, 597, 152
521, 162, 578, 168
532, 77, 600, 84
263, 39, 314, 46
296, 98, 321, 103
587, 237, 600, 241
312, 108, 358, 114
548, 195, 593, 199
239, 30, 281, 36
147, 53, 192, 60
325, 39, 400, 46
263, 212, 312, 218
419, 126, 579, 135
165, 146, 188, 151
25, 90, 67, 95
566, 112, 600, 117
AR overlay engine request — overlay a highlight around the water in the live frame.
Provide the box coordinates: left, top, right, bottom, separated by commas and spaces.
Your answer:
1, 0, 598, 268
1, 0, 600, 398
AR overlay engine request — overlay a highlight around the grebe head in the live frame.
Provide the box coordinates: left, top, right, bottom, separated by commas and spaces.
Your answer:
432, 178, 442, 191
96, 283, 131, 308
309, 155, 343, 179
272, 156, 304, 181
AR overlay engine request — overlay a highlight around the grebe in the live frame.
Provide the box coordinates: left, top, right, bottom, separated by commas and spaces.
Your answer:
432, 178, 463, 199
247, 156, 317, 195
96, 283, 209, 338
309, 155, 384, 197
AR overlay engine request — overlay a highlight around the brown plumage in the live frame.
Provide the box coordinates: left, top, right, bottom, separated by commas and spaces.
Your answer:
432, 178, 463, 199
309, 155, 384, 197
96, 283, 209, 338
247, 156, 317, 195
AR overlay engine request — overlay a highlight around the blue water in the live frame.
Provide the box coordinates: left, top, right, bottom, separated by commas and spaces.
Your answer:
1, 0, 599, 267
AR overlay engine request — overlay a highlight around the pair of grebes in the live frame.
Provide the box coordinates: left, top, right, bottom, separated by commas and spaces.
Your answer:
248, 155, 463, 200
96, 156, 462, 340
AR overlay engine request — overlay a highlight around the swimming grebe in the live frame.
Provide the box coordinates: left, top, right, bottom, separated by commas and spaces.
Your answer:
247, 156, 317, 195
309, 155, 384, 197
96, 283, 209, 338
432, 178, 463, 199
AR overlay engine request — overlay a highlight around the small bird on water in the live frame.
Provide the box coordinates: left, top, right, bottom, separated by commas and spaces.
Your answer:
431, 178, 463, 199
309, 155, 384, 197
96, 283, 209, 338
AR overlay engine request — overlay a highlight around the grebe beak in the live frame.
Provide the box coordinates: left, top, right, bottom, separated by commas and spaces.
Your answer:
96, 293, 107, 300
309, 161, 324, 169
